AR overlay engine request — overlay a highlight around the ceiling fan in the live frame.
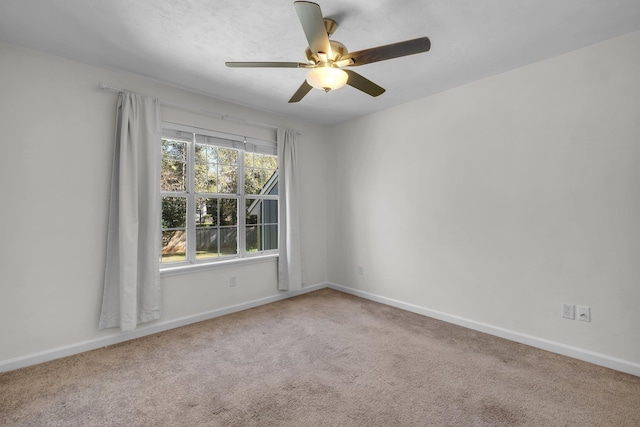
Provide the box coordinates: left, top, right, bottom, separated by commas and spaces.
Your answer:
225, 1, 431, 103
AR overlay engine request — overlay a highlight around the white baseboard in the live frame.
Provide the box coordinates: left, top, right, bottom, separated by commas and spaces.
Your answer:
0, 282, 326, 373
327, 282, 640, 377
5, 282, 639, 377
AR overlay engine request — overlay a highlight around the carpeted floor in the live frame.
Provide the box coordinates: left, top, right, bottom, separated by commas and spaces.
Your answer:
1, 288, 639, 426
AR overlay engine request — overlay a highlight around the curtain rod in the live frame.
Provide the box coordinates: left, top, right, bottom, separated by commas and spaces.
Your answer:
98, 82, 301, 135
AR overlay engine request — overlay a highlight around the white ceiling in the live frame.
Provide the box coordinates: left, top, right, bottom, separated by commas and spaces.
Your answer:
1, 0, 640, 125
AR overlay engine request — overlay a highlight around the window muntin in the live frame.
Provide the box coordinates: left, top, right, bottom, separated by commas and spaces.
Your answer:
161, 125, 278, 267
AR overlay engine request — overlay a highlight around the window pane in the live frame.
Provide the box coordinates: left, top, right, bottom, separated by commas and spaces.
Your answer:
246, 225, 259, 252
162, 139, 187, 161
162, 196, 187, 263
245, 198, 278, 253
245, 224, 278, 252
220, 199, 237, 225
260, 154, 278, 170
246, 198, 261, 225
207, 164, 218, 193
246, 199, 277, 224
264, 199, 278, 224
219, 227, 238, 255
244, 154, 277, 195
266, 168, 277, 181
263, 224, 278, 250
256, 170, 268, 193
244, 168, 261, 195
245, 169, 276, 195
162, 230, 186, 263
161, 159, 187, 192
195, 144, 221, 193
204, 145, 218, 163
196, 197, 217, 226
196, 227, 218, 259
195, 144, 218, 193
268, 180, 278, 195
218, 148, 237, 165
195, 143, 218, 164
162, 197, 186, 228
194, 163, 213, 193
244, 151, 254, 168
162, 140, 188, 191
218, 165, 237, 193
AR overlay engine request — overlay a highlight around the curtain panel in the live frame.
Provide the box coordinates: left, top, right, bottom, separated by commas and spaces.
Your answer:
99, 92, 161, 331
277, 128, 303, 291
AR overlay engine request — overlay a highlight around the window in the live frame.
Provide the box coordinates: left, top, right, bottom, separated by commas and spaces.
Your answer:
161, 124, 278, 267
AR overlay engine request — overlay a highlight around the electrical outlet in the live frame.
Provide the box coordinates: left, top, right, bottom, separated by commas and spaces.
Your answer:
577, 305, 590, 322
229, 276, 237, 287
562, 303, 575, 320
357, 266, 364, 275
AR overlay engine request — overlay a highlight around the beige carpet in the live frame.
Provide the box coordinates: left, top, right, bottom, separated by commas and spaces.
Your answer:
1, 288, 639, 426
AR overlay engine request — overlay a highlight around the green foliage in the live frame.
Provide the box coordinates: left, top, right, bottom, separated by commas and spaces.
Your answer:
244, 152, 277, 195
162, 197, 186, 229
161, 138, 277, 259
161, 140, 187, 192
194, 144, 239, 193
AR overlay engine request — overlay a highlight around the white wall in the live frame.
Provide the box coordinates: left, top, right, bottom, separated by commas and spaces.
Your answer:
0, 40, 327, 365
2, 29, 639, 372
327, 31, 640, 365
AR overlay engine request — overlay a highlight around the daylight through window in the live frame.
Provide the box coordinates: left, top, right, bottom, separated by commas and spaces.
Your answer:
161, 124, 278, 267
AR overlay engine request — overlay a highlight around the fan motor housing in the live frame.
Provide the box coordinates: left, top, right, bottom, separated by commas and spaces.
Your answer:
305, 40, 347, 65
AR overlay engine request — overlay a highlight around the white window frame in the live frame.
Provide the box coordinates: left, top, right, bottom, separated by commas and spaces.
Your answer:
160, 122, 278, 273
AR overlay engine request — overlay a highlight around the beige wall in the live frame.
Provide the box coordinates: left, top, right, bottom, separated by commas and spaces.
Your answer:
327, 30, 640, 364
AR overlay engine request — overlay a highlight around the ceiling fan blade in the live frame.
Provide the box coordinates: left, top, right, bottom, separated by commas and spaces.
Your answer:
226, 62, 312, 68
294, 1, 332, 56
344, 70, 385, 97
342, 37, 430, 66
288, 80, 314, 103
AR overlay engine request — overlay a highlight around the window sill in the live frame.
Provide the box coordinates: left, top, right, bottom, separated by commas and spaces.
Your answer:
160, 253, 278, 277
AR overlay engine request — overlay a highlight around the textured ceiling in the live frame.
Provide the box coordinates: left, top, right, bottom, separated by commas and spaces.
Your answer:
1, 0, 640, 125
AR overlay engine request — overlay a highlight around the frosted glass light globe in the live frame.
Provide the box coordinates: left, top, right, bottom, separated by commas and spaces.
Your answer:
306, 67, 348, 92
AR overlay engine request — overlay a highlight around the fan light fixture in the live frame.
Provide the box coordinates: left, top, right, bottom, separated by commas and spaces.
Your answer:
306, 66, 348, 92
225, 2, 431, 103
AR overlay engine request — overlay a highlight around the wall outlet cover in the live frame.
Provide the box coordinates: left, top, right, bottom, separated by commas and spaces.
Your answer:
577, 305, 591, 322
562, 303, 575, 320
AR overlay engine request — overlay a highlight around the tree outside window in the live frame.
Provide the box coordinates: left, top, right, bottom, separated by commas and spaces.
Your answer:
161, 127, 278, 266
